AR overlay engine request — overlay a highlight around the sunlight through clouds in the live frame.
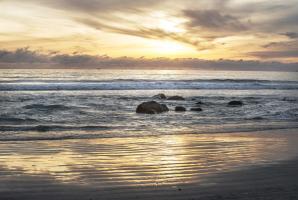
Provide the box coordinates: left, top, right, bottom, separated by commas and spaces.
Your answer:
0, 0, 297, 62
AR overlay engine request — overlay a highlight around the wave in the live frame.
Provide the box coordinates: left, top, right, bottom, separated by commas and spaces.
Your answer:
1, 79, 298, 91
0, 116, 38, 123
0, 126, 297, 142
23, 104, 71, 111
0, 78, 296, 83
0, 125, 110, 132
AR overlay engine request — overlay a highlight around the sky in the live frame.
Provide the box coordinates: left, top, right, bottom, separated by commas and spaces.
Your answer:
0, 0, 298, 68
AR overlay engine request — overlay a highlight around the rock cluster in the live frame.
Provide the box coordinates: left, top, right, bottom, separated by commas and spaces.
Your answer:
136, 94, 244, 114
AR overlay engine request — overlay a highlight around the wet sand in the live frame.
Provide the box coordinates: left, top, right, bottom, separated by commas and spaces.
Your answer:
0, 129, 298, 200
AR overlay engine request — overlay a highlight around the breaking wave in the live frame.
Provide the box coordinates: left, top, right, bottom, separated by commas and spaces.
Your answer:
0, 79, 298, 91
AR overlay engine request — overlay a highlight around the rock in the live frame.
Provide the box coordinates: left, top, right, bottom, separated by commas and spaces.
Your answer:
35, 125, 51, 132
175, 106, 186, 112
251, 116, 263, 120
228, 100, 243, 106
153, 93, 167, 99
167, 96, 185, 101
282, 97, 296, 102
190, 107, 203, 112
136, 101, 169, 114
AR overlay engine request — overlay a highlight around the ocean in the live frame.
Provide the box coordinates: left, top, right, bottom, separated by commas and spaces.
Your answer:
0, 69, 297, 141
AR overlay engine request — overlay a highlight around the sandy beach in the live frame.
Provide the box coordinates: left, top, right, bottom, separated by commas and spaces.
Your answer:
0, 128, 298, 200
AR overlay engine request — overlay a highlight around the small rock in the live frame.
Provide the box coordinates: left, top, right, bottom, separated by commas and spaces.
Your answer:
282, 97, 296, 102
35, 125, 51, 132
175, 106, 186, 112
153, 93, 167, 99
251, 116, 263, 120
136, 101, 169, 114
190, 107, 203, 112
228, 100, 243, 106
167, 96, 185, 101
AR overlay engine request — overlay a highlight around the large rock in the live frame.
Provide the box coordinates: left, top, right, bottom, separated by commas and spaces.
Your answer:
175, 106, 186, 112
136, 101, 169, 114
153, 93, 167, 99
228, 100, 243, 106
167, 96, 185, 101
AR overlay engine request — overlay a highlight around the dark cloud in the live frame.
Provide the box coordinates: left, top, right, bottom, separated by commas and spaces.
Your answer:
262, 42, 279, 49
281, 32, 298, 39
0, 48, 48, 63
252, 38, 298, 59
183, 9, 247, 31
252, 12, 298, 34
182, 1, 298, 36
262, 39, 298, 51
277, 13, 298, 27
229, 2, 292, 14
269, 40, 297, 48
257, 39, 298, 59
51, 54, 99, 65
248, 50, 298, 59
29, 0, 161, 13
0, 48, 297, 71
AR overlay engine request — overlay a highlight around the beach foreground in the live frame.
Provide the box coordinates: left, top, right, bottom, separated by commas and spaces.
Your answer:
0, 129, 298, 200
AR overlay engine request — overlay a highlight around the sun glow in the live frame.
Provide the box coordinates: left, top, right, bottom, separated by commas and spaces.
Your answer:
150, 11, 185, 33
150, 40, 192, 55
158, 19, 184, 33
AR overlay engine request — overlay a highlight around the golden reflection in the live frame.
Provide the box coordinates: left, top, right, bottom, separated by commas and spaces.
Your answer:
0, 133, 291, 187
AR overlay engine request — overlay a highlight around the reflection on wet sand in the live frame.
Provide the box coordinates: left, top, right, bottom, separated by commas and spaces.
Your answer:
1, 130, 297, 189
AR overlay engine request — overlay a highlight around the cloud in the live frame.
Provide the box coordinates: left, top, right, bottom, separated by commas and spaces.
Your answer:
1, 0, 298, 62
250, 9, 298, 34
263, 39, 298, 49
183, 9, 247, 31
77, 18, 213, 50
0, 48, 48, 63
248, 50, 298, 59
0, 48, 297, 71
27, 0, 161, 14
281, 32, 298, 39
259, 39, 298, 59
275, 13, 298, 28
24, 0, 214, 50
51, 54, 100, 65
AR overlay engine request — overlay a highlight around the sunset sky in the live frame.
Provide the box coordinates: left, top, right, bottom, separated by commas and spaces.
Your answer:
0, 0, 298, 63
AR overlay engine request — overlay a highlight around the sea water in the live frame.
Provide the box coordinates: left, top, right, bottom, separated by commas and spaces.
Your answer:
0, 69, 297, 141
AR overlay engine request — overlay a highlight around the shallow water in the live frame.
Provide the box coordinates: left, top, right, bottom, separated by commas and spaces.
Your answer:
0, 69, 298, 141
0, 129, 298, 193
0, 130, 297, 186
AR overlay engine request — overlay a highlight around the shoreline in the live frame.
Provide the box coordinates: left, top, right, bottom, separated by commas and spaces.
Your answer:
1, 127, 298, 142
0, 128, 297, 200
